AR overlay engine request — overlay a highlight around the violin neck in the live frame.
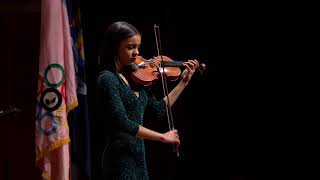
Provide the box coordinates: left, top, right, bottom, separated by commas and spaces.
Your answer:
160, 61, 184, 67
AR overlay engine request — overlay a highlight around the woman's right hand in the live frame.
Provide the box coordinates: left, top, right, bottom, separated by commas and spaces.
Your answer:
162, 129, 180, 146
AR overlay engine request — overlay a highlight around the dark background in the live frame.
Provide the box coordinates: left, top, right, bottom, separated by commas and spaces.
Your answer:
81, 2, 289, 179
0, 0, 298, 179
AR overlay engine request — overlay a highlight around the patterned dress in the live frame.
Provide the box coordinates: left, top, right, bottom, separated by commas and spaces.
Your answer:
96, 70, 166, 180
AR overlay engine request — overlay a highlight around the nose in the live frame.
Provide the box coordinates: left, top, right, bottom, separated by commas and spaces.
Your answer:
133, 48, 139, 56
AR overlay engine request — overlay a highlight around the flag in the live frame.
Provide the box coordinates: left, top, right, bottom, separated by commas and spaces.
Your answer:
35, 0, 78, 179
66, 0, 92, 179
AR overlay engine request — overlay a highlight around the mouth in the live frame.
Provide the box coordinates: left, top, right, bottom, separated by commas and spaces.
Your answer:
130, 57, 137, 62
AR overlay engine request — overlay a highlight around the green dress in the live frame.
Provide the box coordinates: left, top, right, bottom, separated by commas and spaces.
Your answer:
96, 70, 166, 180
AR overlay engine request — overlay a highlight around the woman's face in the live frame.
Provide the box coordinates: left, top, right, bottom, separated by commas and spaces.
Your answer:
117, 34, 141, 68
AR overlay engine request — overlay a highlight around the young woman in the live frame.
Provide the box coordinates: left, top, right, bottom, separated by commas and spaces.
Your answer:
96, 21, 199, 179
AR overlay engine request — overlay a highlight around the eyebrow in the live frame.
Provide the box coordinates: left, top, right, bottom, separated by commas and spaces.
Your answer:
127, 43, 140, 47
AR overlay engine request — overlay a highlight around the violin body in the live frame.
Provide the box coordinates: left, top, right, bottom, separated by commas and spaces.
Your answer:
126, 56, 156, 86
127, 55, 183, 86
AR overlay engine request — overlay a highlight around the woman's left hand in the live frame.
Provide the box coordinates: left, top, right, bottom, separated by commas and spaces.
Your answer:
180, 59, 199, 85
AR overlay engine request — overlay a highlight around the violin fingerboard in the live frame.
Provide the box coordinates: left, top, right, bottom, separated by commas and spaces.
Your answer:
160, 61, 184, 67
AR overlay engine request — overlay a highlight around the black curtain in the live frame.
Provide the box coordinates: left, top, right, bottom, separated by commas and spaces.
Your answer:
80, 1, 294, 179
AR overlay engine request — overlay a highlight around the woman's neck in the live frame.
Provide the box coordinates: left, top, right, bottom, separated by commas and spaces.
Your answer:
118, 73, 129, 86
118, 73, 140, 97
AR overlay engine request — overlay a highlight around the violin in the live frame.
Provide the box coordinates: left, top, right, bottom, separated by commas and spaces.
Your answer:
126, 55, 206, 87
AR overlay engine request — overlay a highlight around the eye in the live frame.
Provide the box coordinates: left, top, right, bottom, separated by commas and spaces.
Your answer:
128, 45, 136, 50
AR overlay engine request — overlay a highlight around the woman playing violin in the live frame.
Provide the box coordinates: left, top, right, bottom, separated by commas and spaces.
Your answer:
95, 21, 199, 179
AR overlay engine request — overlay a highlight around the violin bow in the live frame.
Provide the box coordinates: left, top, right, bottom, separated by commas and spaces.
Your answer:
154, 24, 179, 156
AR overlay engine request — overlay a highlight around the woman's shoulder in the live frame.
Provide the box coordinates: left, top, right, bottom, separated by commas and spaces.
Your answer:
97, 70, 119, 85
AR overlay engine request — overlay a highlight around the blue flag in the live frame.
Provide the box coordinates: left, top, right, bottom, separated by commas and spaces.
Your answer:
66, 1, 92, 179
